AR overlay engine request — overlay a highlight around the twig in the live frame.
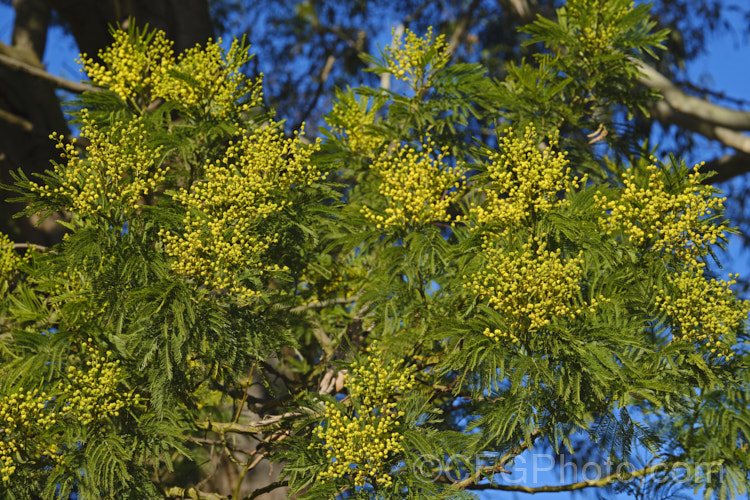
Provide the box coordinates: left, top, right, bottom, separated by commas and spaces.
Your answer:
291, 53, 336, 131
163, 486, 228, 500
12, 242, 49, 252
290, 295, 359, 313
454, 429, 542, 488
244, 480, 289, 500
0, 53, 99, 93
0, 108, 34, 132
464, 463, 668, 492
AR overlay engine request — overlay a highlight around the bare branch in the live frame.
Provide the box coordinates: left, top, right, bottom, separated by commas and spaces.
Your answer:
650, 100, 750, 155
291, 53, 336, 131
700, 153, 750, 184
466, 463, 668, 492
634, 59, 750, 131
12, 242, 48, 251
455, 429, 542, 488
0, 52, 99, 94
290, 295, 358, 313
447, 0, 482, 56
244, 480, 289, 500
0, 108, 34, 132
196, 412, 310, 435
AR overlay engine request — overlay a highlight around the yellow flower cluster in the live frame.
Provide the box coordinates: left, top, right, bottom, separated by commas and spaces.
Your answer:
152, 37, 264, 119
0, 233, 28, 283
0, 388, 60, 482
62, 343, 127, 426
483, 327, 521, 344
81, 29, 263, 118
315, 356, 416, 487
346, 356, 417, 407
469, 126, 583, 231
568, 0, 634, 54
385, 27, 450, 89
79, 28, 174, 102
655, 270, 749, 359
362, 140, 465, 229
595, 163, 726, 266
327, 93, 382, 154
161, 124, 323, 299
29, 111, 167, 216
0, 342, 129, 483
465, 237, 602, 335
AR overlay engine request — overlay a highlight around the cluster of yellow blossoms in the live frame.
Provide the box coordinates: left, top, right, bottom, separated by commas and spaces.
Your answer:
152, 38, 263, 119
655, 270, 750, 359
362, 140, 465, 229
315, 355, 416, 487
63, 343, 128, 426
595, 161, 742, 358
466, 237, 603, 339
0, 232, 28, 284
0, 343, 129, 483
595, 162, 726, 266
81, 29, 263, 118
29, 111, 166, 216
385, 27, 450, 89
567, 0, 634, 54
161, 124, 323, 299
79, 29, 174, 103
0, 388, 60, 482
327, 92, 382, 155
468, 126, 583, 231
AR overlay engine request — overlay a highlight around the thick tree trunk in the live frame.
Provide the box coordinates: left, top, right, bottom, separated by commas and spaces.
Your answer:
47, 0, 215, 56
0, 0, 67, 244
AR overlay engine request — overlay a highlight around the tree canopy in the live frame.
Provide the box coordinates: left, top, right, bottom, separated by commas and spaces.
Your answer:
0, 1, 749, 499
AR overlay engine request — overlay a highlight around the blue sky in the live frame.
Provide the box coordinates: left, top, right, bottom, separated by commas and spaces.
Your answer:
1, 2, 749, 499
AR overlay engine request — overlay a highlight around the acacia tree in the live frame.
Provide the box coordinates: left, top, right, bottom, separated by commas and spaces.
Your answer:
0, 1, 749, 499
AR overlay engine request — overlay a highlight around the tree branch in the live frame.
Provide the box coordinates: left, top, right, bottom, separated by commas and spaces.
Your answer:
466, 463, 668, 492
447, 0, 482, 55
12, 242, 49, 251
650, 99, 750, 154
0, 52, 99, 93
634, 59, 750, 131
633, 59, 750, 183
290, 295, 359, 313
163, 486, 228, 500
700, 153, 750, 184
454, 429, 542, 488
0, 108, 34, 132
291, 52, 336, 131
244, 480, 289, 500
195, 412, 308, 435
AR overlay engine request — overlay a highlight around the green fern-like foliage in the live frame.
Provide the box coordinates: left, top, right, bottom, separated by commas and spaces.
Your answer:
0, 1, 748, 499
